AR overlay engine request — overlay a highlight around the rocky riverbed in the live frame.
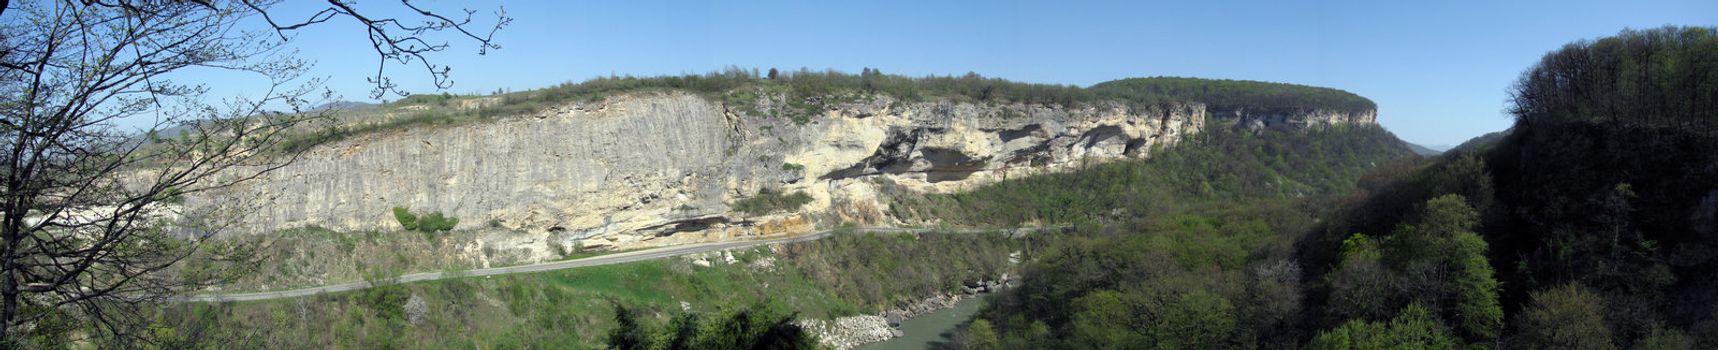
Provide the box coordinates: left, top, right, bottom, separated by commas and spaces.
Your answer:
802, 273, 1019, 349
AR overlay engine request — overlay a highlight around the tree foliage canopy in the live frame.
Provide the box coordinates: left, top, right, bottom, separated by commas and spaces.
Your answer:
1091, 77, 1378, 115
1509, 26, 1718, 130
1307, 303, 1458, 350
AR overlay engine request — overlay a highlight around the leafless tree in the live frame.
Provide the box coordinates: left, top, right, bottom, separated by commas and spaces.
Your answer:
0, 0, 507, 346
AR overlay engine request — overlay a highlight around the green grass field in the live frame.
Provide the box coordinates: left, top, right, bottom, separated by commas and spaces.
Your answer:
161, 232, 1016, 349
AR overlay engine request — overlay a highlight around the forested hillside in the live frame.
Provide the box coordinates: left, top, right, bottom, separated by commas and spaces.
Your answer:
944, 123, 1418, 349
1310, 26, 1718, 349
960, 26, 1718, 349
889, 124, 1413, 227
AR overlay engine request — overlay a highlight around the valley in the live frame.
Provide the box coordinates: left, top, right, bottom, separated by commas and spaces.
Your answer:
2, 2, 1712, 349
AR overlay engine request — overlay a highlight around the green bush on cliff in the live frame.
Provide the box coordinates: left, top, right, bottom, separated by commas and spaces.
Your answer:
392, 207, 419, 231
730, 189, 813, 216
392, 207, 457, 233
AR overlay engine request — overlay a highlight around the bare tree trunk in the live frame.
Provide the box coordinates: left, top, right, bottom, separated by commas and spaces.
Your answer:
0, 222, 16, 342
0, 1, 507, 345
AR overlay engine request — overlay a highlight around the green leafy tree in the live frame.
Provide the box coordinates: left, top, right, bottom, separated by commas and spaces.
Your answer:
1068, 290, 1139, 347
1631, 326, 1695, 350
665, 313, 701, 350
1449, 231, 1502, 341
1513, 283, 1616, 350
694, 306, 815, 350
1308, 303, 1458, 350
1382, 195, 1479, 270
606, 305, 654, 350
1327, 233, 1395, 322
1378, 195, 1502, 341
963, 319, 1000, 350
1150, 290, 1238, 349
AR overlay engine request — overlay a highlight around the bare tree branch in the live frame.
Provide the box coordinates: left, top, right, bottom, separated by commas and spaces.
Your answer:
0, 0, 507, 346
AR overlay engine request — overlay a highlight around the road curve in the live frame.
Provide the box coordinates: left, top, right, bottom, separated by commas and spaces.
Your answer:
181, 226, 1005, 302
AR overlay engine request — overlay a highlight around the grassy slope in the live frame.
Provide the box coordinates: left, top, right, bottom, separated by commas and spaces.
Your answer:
159, 231, 1017, 349
177, 226, 552, 293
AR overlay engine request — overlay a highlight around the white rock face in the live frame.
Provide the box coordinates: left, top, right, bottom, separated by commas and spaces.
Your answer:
1209, 107, 1378, 131
797, 315, 897, 350
191, 92, 1370, 252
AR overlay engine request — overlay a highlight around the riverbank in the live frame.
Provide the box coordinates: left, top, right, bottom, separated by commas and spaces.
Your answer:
804, 273, 1018, 350
857, 296, 990, 350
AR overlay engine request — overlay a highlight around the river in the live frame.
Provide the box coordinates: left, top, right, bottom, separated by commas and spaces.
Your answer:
855, 296, 990, 350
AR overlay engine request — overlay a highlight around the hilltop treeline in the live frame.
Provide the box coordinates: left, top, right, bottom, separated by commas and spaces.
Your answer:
1510, 26, 1718, 131
406, 68, 1373, 120
1294, 25, 1718, 346
1091, 77, 1377, 115
281, 70, 1374, 152
419, 68, 1111, 121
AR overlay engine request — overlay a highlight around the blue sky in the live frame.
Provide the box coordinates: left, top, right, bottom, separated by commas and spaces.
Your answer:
253, 0, 1716, 146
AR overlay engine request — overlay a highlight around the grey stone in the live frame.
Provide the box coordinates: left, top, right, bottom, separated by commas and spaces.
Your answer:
189, 92, 1374, 254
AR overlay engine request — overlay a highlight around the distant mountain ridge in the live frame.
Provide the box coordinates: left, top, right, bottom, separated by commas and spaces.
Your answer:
1405, 142, 1442, 156
307, 101, 379, 112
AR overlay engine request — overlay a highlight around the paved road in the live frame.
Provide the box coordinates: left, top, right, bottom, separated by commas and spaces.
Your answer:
182, 226, 1011, 302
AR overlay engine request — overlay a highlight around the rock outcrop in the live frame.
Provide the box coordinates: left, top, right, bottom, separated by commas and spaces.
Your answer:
797, 316, 898, 350
190, 91, 1374, 254
1210, 107, 1378, 132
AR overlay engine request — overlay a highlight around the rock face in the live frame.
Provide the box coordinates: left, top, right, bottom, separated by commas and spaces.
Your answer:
1210, 107, 1378, 132
192, 91, 1372, 252
797, 315, 897, 350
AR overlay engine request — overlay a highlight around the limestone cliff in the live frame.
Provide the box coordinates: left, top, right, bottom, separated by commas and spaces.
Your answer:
1210, 107, 1378, 131
190, 90, 1374, 254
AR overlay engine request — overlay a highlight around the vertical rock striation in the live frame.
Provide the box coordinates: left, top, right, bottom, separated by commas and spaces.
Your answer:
192, 91, 1373, 253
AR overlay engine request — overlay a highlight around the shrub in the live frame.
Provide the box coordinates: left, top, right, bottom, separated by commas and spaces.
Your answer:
1308, 303, 1458, 350
607, 303, 815, 350
1514, 283, 1616, 350
418, 212, 458, 232
391, 207, 457, 234
962, 319, 1000, 350
392, 207, 419, 231
730, 189, 814, 216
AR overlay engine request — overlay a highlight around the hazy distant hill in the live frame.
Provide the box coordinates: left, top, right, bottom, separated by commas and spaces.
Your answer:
1448, 130, 1508, 153
1405, 142, 1442, 155
306, 100, 379, 112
